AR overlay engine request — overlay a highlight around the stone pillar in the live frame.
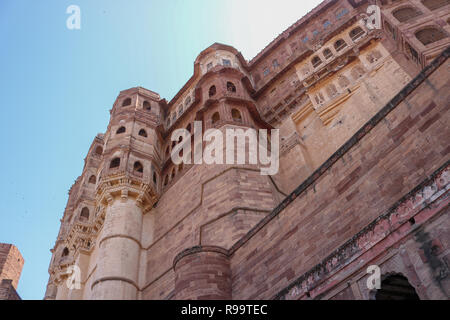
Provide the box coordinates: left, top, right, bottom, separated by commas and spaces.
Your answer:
91, 197, 143, 300
44, 281, 57, 300
173, 246, 231, 300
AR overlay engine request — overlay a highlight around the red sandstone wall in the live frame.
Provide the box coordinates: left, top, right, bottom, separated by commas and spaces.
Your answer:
173, 247, 231, 300
229, 54, 449, 299
0, 244, 24, 290
142, 146, 279, 299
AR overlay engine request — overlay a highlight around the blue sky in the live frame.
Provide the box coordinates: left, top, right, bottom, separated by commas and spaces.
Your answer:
0, 0, 322, 299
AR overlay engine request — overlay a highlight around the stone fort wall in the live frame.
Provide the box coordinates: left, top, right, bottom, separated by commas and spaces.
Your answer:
45, 0, 450, 300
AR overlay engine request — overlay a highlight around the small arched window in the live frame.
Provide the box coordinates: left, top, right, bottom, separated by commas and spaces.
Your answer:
153, 172, 157, 184
185, 96, 191, 106
134, 161, 143, 174
334, 39, 347, 52
314, 92, 325, 104
88, 175, 96, 184
212, 112, 220, 124
227, 82, 236, 93
122, 98, 132, 107
110, 157, 120, 169
171, 168, 176, 179
80, 207, 89, 220
143, 101, 151, 111
139, 129, 147, 137
164, 175, 169, 186
62, 247, 69, 257
323, 48, 333, 59
231, 109, 242, 122
166, 146, 170, 158
209, 85, 216, 97
116, 126, 126, 134
415, 27, 447, 45
349, 27, 365, 41
393, 7, 422, 23
311, 56, 322, 68
95, 146, 103, 155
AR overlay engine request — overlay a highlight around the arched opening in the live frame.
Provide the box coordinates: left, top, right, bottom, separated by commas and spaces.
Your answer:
323, 48, 333, 59
134, 161, 144, 174
110, 157, 120, 169
314, 92, 325, 104
95, 146, 103, 155
62, 247, 69, 257
375, 275, 420, 300
349, 27, 365, 41
415, 27, 447, 45
143, 101, 151, 111
227, 82, 236, 93
88, 175, 96, 184
116, 126, 126, 134
334, 39, 347, 52
185, 96, 191, 106
212, 112, 220, 124
272, 59, 280, 68
311, 56, 322, 68
231, 109, 242, 122
393, 7, 422, 23
153, 172, 157, 184
138, 129, 147, 137
209, 85, 216, 97
421, 0, 449, 11
171, 168, 176, 180
80, 207, 89, 220
164, 175, 169, 186
122, 98, 132, 107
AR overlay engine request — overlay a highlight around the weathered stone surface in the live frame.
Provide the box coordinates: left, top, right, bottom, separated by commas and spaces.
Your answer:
45, 0, 450, 300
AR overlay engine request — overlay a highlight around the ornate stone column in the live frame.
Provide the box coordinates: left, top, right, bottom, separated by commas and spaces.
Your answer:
91, 174, 157, 300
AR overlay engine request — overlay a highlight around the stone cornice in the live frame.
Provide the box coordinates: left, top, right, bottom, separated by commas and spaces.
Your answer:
96, 172, 158, 214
